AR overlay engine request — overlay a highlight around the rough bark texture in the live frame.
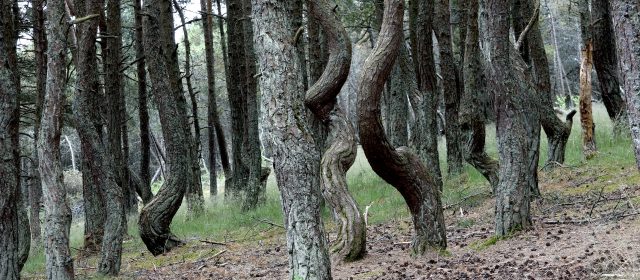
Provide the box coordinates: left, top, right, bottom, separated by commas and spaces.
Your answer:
0, 0, 22, 276
434, 0, 463, 176
610, 1, 640, 170
174, 0, 205, 216
30, 0, 46, 246
135, 0, 152, 204
357, 0, 447, 254
253, 0, 332, 277
412, 0, 443, 187
592, 0, 626, 130
485, 0, 539, 236
514, 0, 575, 167
39, 0, 75, 277
305, 0, 366, 263
73, 0, 126, 273
227, 0, 263, 208
140, 0, 193, 256
579, 0, 597, 159
460, 0, 499, 190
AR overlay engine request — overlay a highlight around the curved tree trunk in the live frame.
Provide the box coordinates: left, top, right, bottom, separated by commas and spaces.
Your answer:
39, 0, 75, 276
357, 0, 447, 254
592, 0, 626, 131
485, 0, 540, 236
434, 0, 463, 176
460, 0, 498, 191
139, 0, 194, 256
305, 0, 366, 263
253, 0, 332, 277
610, 1, 640, 170
73, 0, 126, 274
1, 0, 23, 275
174, 0, 205, 217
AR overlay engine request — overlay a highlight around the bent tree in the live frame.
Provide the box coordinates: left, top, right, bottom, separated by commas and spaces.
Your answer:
485, 0, 540, 236
357, 0, 447, 254
253, 0, 332, 277
39, 0, 75, 277
139, 0, 195, 255
306, 0, 366, 262
610, 0, 640, 170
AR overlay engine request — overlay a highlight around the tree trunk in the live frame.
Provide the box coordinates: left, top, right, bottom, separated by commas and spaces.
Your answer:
485, 0, 539, 236
305, 0, 366, 263
592, 0, 626, 131
134, 0, 153, 204
412, 0, 443, 187
1, 0, 23, 275
214, 0, 233, 188
434, 0, 463, 176
227, 0, 263, 208
460, 0, 499, 190
253, 0, 332, 277
174, 0, 205, 216
139, 0, 194, 256
357, 0, 447, 254
610, 0, 640, 170
39, 0, 75, 276
579, 42, 597, 159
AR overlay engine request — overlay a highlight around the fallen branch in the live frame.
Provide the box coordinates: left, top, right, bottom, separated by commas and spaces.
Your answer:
200, 240, 227, 246
253, 217, 284, 229
443, 191, 490, 210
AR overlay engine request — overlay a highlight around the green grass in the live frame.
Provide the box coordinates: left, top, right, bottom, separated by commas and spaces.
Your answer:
22, 104, 638, 278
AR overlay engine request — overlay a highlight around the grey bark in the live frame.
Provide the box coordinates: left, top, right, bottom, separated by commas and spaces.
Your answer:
460, 0, 499, 190
485, 0, 539, 236
1, 0, 23, 276
139, 0, 194, 256
357, 0, 447, 254
39, 0, 75, 276
610, 1, 640, 170
253, 0, 332, 277
592, 0, 626, 131
434, 0, 463, 176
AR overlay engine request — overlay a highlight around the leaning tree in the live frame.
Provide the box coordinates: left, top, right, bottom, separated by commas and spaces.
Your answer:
357, 0, 447, 254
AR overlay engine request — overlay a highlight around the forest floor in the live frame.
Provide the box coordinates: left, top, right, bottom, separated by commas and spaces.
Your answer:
21, 106, 640, 279
121, 164, 640, 280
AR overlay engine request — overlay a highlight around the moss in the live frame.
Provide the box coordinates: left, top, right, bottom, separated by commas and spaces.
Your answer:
470, 236, 500, 251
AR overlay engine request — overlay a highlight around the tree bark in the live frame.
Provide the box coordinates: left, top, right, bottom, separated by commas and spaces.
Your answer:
174, 0, 205, 216
610, 0, 640, 170
1, 0, 23, 275
253, 0, 332, 277
485, 0, 539, 236
412, 0, 443, 187
434, 0, 463, 176
579, 0, 597, 159
592, 0, 626, 131
214, 0, 232, 187
305, 0, 366, 263
357, 0, 447, 254
139, 0, 194, 256
460, 0, 499, 190
39, 0, 75, 276
134, 0, 153, 204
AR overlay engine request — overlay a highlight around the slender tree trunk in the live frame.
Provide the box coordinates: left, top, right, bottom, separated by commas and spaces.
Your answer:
174, 0, 205, 216
1, 0, 23, 276
579, 1, 597, 159
357, 0, 447, 254
592, 0, 626, 133
39, 0, 74, 276
610, 0, 640, 169
139, 0, 194, 256
134, 0, 153, 204
434, 0, 463, 176
305, 0, 366, 263
412, 0, 443, 187
545, 0, 573, 109
485, 0, 540, 236
214, 0, 232, 187
460, 0, 499, 190
253, 0, 332, 277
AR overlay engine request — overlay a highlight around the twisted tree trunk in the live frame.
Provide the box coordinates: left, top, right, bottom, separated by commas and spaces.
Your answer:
357, 0, 447, 254
305, 0, 366, 263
